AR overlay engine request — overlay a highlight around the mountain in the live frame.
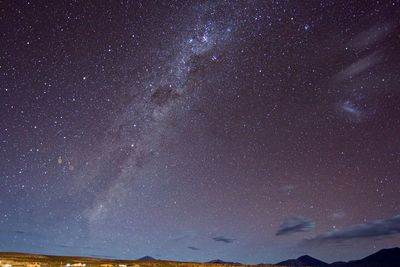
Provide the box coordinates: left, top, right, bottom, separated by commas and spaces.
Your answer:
346, 247, 400, 267
137, 256, 157, 261
208, 259, 242, 265
298, 255, 328, 266
275, 255, 327, 266
275, 247, 400, 267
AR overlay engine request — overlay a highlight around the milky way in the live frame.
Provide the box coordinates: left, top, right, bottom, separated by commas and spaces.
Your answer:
1, 0, 400, 264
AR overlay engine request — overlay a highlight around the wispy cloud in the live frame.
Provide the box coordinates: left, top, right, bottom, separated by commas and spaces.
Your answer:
305, 214, 400, 244
335, 51, 383, 82
347, 23, 393, 50
276, 216, 315, 236
170, 231, 197, 242
0, 229, 26, 235
212, 236, 235, 243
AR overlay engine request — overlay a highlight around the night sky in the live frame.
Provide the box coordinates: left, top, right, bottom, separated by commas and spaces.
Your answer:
1, 0, 400, 264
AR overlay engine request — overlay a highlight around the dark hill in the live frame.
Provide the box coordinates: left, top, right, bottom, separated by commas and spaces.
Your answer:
347, 247, 400, 267
276, 255, 327, 266
137, 256, 157, 261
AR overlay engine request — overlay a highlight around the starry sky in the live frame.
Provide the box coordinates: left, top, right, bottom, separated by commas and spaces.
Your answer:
1, 0, 400, 264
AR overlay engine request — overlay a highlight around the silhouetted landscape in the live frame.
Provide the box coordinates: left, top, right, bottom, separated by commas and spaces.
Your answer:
0, 247, 399, 267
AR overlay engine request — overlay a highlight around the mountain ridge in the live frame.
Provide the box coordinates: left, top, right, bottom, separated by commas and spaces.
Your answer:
275, 254, 327, 266
275, 247, 400, 267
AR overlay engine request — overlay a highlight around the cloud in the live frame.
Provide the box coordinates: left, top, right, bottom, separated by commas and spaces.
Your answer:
276, 216, 316, 236
0, 229, 26, 235
335, 51, 383, 82
188, 246, 200, 251
212, 236, 235, 243
305, 214, 400, 244
347, 23, 393, 50
170, 231, 197, 242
